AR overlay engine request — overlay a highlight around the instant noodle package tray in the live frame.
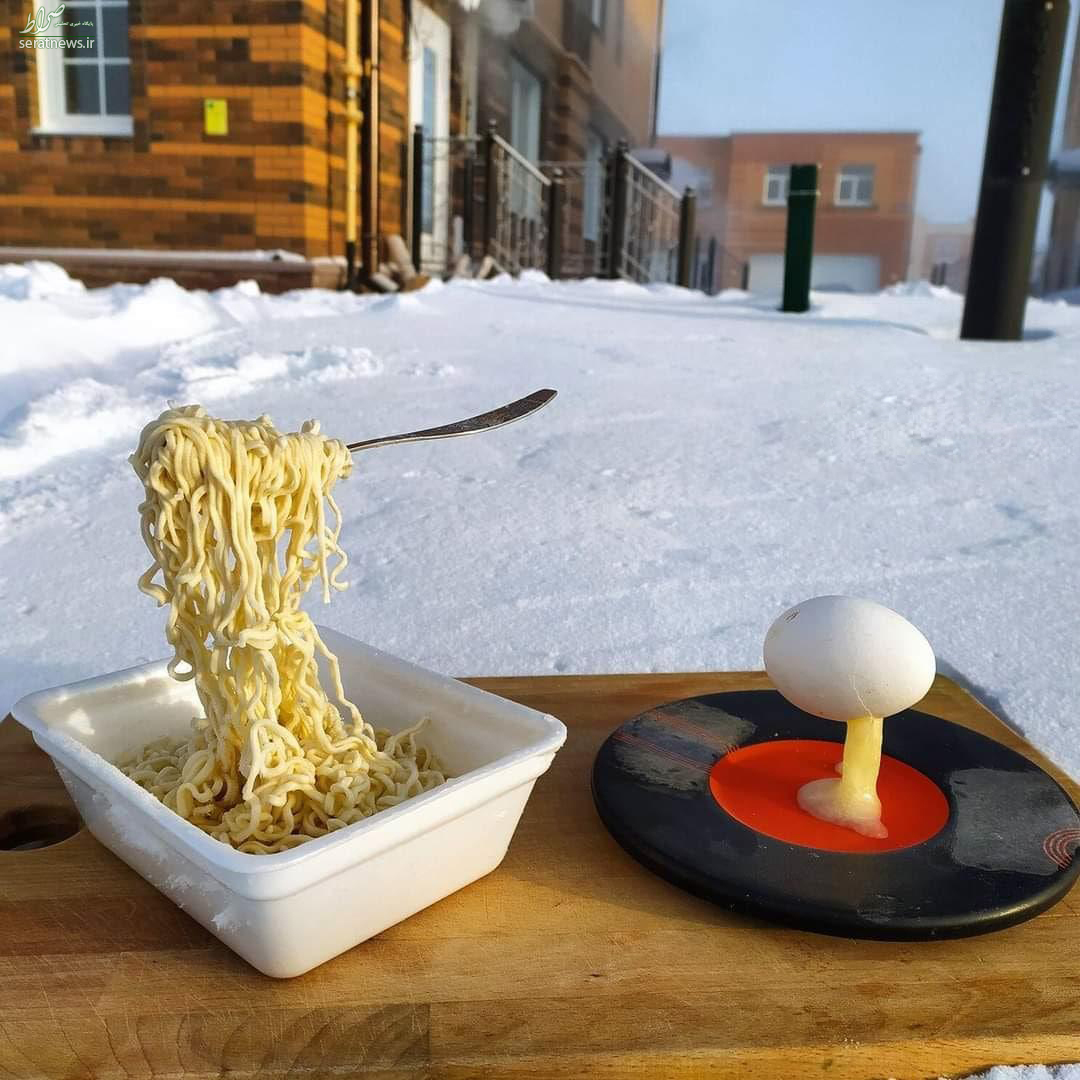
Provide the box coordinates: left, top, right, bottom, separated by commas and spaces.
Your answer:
11, 629, 566, 978
3, 669, 1080, 1079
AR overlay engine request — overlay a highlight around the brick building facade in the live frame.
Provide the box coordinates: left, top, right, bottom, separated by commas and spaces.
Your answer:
1, 0, 367, 258
473, 1, 659, 160
0, 0, 662, 284
657, 131, 921, 293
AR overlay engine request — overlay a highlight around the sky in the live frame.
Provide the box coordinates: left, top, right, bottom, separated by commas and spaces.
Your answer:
658, 0, 1080, 230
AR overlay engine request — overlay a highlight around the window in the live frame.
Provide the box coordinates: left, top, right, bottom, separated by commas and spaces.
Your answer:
34, 0, 131, 136
509, 57, 541, 164
583, 128, 605, 243
835, 164, 875, 207
614, 0, 624, 61
509, 57, 542, 219
590, 0, 605, 32
762, 165, 789, 206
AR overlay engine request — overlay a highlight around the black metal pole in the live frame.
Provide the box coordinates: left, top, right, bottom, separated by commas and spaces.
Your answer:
410, 123, 424, 271
462, 146, 476, 260
483, 120, 498, 257
961, 0, 1069, 341
706, 235, 717, 295
608, 141, 630, 279
677, 188, 697, 287
546, 168, 565, 280
782, 163, 819, 313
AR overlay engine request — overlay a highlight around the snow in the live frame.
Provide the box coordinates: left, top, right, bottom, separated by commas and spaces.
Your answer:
0, 259, 87, 301
969, 1069, 1080, 1080
1, 262, 1079, 794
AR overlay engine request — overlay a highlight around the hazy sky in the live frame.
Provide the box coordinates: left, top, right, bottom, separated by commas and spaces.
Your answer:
658, 1, 1080, 228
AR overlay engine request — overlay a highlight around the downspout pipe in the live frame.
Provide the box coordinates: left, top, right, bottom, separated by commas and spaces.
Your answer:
361, 0, 381, 280
343, 0, 361, 288
650, 0, 665, 144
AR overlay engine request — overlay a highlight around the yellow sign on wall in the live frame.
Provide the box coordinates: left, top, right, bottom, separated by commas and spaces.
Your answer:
203, 99, 228, 136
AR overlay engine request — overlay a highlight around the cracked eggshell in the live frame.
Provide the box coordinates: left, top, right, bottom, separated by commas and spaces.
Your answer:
763, 595, 936, 723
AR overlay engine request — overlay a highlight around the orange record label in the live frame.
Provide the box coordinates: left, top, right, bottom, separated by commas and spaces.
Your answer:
709, 739, 950, 854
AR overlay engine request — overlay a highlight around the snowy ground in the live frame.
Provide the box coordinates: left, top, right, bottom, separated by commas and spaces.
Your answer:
1, 261, 1078, 786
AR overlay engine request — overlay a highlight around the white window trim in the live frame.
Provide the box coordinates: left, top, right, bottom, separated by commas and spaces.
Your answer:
762, 166, 789, 207
32, 0, 133, 137
834, 165, 875, 207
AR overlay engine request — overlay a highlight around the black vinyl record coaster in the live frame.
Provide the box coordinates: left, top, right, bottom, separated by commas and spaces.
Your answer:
591, 691, 1080, 939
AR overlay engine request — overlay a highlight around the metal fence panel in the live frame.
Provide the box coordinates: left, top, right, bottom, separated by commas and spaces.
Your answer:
618, 153, 682, 285
408, 130, 744, 290
488, 133, 550, 274
539, 160, 609, 279
413, 133, 484, 276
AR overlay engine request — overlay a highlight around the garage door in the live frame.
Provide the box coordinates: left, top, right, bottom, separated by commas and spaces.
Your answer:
747, 253, 881, 294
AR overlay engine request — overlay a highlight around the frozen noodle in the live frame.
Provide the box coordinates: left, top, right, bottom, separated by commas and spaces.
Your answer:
118, 406, 445, 853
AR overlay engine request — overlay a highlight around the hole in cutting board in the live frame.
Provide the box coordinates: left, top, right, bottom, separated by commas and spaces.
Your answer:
0, 805, 82, 851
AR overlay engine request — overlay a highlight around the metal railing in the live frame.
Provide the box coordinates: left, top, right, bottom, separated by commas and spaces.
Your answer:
483, 127, 551, 274
410, 129, 484, 276
539, 159, 609, 279
592, 142, 707, 287
405, 126, 720, 290
609, 147, 683, 284
694, 237, 750, 294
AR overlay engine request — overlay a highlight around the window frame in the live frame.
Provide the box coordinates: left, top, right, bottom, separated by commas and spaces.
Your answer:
762, 165, 790, 207
834, 164, 875, 208
33, 0, 133, 138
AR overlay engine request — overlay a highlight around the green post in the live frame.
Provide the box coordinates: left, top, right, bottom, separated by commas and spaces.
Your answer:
781, 163, 818, 313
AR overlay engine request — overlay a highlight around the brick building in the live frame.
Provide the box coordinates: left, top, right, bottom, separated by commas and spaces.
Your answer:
656, 131, 921, 293
1046, 12, 1080, 294
417, 0, 663, 274
0, 0, 662, 287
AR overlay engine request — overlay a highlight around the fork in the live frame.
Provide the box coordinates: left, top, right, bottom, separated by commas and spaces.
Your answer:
346, 388, 556, 453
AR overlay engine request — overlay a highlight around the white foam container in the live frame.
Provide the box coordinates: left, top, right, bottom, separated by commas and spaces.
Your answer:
10, 628, 566, 978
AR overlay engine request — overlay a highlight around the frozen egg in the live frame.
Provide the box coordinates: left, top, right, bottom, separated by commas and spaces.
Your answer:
763, 595, 935, 722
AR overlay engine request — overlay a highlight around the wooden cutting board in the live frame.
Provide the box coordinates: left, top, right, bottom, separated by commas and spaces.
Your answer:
1, 672, 1078, 1080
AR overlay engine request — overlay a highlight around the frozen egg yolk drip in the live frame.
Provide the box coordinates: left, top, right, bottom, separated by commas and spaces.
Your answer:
797, 715, 888, 839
